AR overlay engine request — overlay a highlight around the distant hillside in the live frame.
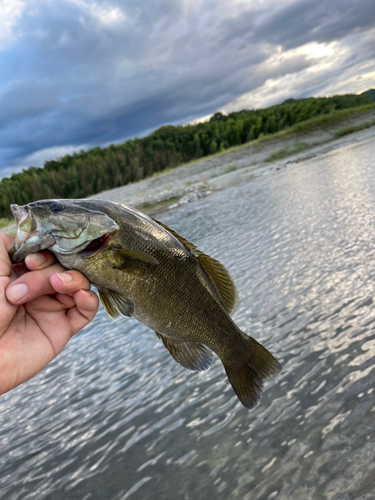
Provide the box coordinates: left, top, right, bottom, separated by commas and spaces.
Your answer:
0, 92, 374, 218
361, 89, 375, 101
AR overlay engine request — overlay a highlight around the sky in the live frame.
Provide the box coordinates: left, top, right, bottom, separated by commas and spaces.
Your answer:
1, 0, 375, 177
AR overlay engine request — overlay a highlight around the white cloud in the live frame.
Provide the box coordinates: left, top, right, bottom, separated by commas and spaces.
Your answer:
25, 144, 91, 165
356, 70, 375, 94
67, 0, 126, 25
0, 0, 29, 50
187, 112, 215, 125
0, 143, 91, 179
215, 37, 373, 114
1, 0, 375, 174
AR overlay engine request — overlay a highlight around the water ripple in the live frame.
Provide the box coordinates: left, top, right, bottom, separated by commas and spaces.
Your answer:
1, 138, 375, 499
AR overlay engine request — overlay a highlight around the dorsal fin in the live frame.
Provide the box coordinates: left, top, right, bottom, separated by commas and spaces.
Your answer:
195, 250, 239, 315
153, 219, 239, 315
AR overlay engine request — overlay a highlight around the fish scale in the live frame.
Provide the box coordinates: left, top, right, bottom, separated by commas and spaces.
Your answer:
9, 199, 281, 408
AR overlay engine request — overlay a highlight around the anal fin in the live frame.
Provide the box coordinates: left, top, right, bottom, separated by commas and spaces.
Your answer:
156, 332, 213, 371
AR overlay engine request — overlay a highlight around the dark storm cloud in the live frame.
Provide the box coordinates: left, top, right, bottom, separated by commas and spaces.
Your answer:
0, 80, 59, 128
252, 0, 375, 48
1, 0, 375, 174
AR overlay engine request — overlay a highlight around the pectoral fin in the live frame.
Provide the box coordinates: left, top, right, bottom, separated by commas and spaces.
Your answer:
98, 288, 134, 318
156, 332, 213, 371
111, 248, 159, 270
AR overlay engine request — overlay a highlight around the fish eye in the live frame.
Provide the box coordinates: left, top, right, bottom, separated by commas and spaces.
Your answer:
50, 202, 64, 213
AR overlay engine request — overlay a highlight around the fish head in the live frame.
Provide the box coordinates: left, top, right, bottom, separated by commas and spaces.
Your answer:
9, 199, 119, 263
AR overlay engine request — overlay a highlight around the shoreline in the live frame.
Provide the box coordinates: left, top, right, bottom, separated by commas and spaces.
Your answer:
2, 108, 375, 234
90, 108, 375, 216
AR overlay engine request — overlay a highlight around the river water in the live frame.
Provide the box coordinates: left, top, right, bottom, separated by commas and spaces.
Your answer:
1, 138, 375, 500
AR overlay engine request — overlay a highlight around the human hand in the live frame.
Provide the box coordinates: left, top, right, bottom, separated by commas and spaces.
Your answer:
0, 233, 99, 395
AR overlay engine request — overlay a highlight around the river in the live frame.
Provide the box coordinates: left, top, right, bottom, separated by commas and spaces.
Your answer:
1, 137, 375, 500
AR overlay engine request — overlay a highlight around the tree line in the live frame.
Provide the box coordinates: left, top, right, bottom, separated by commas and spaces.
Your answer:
0, 93, 373, 217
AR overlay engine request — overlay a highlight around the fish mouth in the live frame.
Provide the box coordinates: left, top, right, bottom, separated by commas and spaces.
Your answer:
9, 204, 39, 263
10, 204, 37, 233
78, 233, 110, 257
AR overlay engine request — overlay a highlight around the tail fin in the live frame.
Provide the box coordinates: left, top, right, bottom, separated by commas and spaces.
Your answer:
223, 336, 281, 409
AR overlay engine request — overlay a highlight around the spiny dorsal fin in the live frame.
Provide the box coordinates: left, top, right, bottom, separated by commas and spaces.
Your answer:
111, 248, 159, 270
156, 332, 213, 372
153, 219, 238, 315
98, 288, 134, 318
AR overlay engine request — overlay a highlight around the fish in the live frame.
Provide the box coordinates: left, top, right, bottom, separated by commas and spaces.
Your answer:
9, 199, 281, 408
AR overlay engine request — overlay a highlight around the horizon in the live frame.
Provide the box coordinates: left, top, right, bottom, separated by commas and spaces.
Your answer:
1, 0, 375, 177
0, 88, 373, 181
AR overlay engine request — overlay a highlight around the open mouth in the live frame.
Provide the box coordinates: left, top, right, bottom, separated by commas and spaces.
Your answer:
11, 204, 37, 233
79, 233, 110, 256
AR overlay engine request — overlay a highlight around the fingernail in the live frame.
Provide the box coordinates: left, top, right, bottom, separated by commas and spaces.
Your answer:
6, 283, 29, 302
29, 253, 45, 267
81, 289, 91, 297
56, 272, 73, 283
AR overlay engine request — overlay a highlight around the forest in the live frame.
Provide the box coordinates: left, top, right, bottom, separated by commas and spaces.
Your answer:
0, 92, 374, 217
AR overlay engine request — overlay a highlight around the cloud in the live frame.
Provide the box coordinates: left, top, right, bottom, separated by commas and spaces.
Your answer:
1, 0, 375, 175
0, 79, 59, 127
0, 143, 90, 180
0, 0, 29, 50
251, 0, 375, 48
221, 28, 375, 113
66, 0, 126, 25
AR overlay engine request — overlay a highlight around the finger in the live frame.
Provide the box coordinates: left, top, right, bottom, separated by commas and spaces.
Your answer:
9, 270, 18, 283
0, 233, 15, 252
50, 271, 91, 296
6, 267, 92, 305
54, 293, 76, 309
0, 233, 15, 278
0, 234, 17, 336
67, 289, 99, 336
23, 295, 73, 356
25, 251, 56, 271
12, 263, 28, 279
5, 263, 64, 304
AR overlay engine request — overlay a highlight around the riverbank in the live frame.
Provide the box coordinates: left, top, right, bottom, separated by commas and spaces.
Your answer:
90, 107, 375, 215
2, 107, 375, 234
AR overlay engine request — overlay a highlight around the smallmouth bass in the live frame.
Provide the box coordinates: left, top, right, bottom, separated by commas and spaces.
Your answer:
9, 199, 281, 408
